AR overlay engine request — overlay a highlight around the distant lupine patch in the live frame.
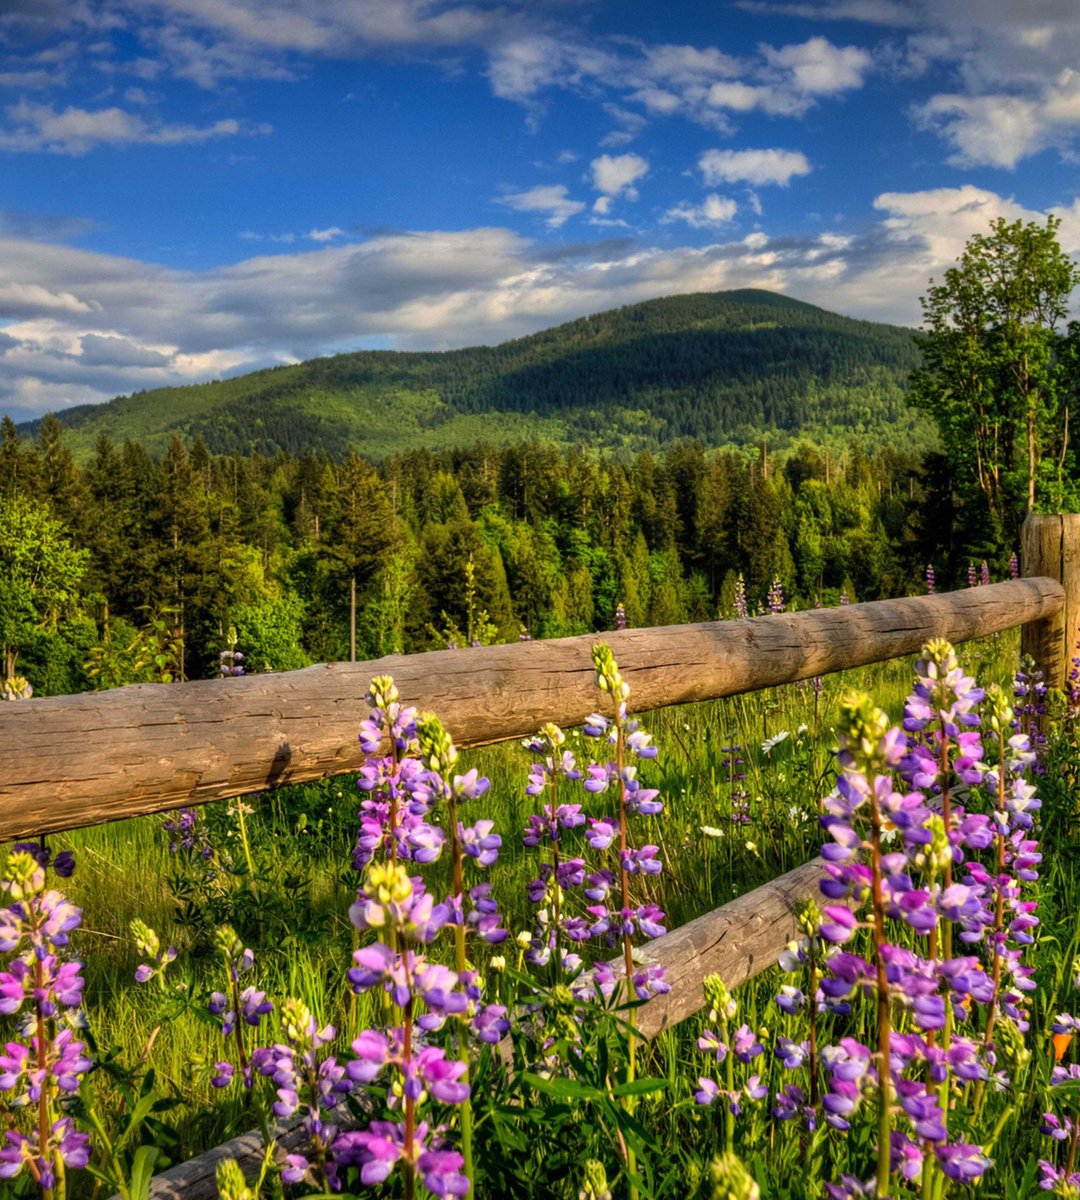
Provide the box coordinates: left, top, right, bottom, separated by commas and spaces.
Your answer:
735, 574, 748, 620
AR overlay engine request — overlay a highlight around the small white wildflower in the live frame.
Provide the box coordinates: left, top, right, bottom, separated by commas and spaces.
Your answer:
702, 825, 725, 839
745, 840, 757, 853
516, 930, 533, 948
761, 730, 790, 755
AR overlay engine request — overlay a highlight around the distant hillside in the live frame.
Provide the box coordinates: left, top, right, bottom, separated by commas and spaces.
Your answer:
22, 289, 927, 459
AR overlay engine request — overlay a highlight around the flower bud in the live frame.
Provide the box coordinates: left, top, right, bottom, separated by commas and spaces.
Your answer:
579, 1159, 612, 1200
417, 713, 459, 774
369, 675, 399, 709
130, 918, 160, 959
216, 1159, 255, 1200
709, 1153, 761, 1200
704, 974, 736, 1022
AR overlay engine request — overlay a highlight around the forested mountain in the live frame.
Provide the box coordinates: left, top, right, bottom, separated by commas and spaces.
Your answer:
19, 290, 927, 460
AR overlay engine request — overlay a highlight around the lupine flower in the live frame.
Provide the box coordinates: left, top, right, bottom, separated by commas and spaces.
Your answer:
0, 853, 92, 1190
734, 574, 748, 620
926, 563, 935, 594
792, 643, 1044, 1197
131, 919, 177, 986
342, 863, 473, 1197
767, 577, 785, 615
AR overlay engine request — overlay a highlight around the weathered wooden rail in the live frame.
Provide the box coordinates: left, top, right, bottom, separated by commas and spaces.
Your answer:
6, 512, 1078, 1198
0, 576, 1067, 843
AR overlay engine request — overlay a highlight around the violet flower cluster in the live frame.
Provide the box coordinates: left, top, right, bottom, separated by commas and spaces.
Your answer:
765, 640, 1044, 1196
342, 862, 475, 1197
1013, 655, 1048, 766
519, 722, 588, 977
354, 676, 446, 869
207, 926, 273, 1091
220, 647, 245, 677
0, 851, 91, 1193
578, 644, 669, 1003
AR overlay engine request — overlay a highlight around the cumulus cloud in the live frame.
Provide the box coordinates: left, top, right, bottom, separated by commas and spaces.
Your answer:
0, 100, 269, 154
748, 1, 1080, 167
590, 153, 649, 201
761, 36, 872, 94
699, 147, 811, 187
662, 194, 738, 227
498, 185, 585, 229
914, 70, 1080, 168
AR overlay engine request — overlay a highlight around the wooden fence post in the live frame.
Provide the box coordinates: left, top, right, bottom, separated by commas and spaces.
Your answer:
1021, 513, 1080, 689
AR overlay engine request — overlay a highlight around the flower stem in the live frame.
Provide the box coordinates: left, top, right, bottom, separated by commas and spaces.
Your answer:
447, 793, 474, 1197
868, 776, 893, 1199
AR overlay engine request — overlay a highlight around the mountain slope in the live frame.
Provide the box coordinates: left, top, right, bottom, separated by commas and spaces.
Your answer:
25, 289, 926, 459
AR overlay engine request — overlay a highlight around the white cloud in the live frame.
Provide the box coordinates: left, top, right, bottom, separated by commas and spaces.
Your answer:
498, 185, 585, 228
590, 153, 649, 200
761, 36, 872, 94
699, 147, 811, 187
0, 100, 268, 154
308, 226, 347, 242
914, 69, 1080, 168
662, 194, 738, 228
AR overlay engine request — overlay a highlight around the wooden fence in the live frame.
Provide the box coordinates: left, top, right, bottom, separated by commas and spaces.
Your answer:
3, 512, 1078, 1197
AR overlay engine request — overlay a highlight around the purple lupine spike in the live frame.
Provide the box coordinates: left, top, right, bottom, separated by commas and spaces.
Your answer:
926, 563, 935, 595
734, 574, 748, 620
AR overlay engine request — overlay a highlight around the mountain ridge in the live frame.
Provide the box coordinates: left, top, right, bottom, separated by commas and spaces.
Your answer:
17, 288, 927, 459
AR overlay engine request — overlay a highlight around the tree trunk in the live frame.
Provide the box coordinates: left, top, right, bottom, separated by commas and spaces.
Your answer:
350, 573, 357, 663
1028, 405, 1037, 513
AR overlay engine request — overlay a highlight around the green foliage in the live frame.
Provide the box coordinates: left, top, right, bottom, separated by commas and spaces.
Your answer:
912, 214, 1080, 545
232, 593, 310, 674
0, 493, 89, 683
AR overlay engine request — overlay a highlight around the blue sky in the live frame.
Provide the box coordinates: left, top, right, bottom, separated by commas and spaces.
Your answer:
4, 0, 1080, 422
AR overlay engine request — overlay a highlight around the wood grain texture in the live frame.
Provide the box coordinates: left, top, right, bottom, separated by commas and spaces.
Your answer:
0, 578, 1062, 842
1021, 515, 1080, 689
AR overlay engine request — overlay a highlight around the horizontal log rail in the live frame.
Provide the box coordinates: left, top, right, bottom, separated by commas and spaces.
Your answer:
0, 577, 1063, 843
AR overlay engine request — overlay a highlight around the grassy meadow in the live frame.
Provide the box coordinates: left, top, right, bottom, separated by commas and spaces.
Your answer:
12, 626, 1078, 1197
